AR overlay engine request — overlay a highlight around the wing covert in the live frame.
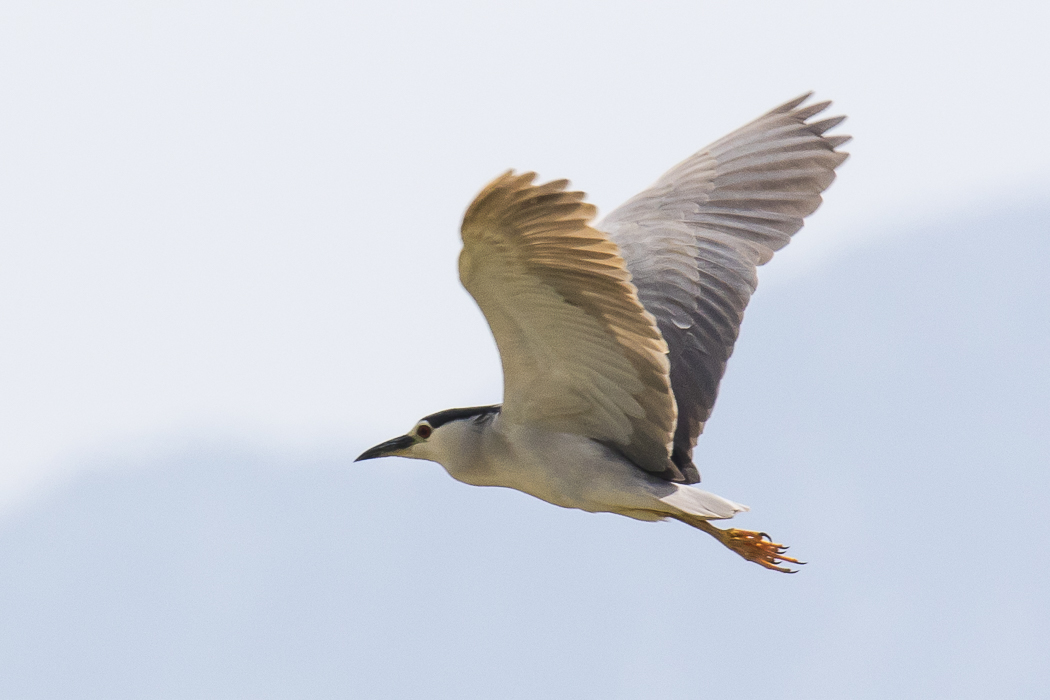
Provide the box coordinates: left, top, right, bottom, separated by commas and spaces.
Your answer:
460, 171, 683, 481
600, 94, 851, 482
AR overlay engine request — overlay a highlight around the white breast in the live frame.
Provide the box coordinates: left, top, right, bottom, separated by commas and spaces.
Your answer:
442, 418, 674, 518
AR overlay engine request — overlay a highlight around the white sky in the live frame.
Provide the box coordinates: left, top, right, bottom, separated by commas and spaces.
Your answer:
1, 0, 1048, 512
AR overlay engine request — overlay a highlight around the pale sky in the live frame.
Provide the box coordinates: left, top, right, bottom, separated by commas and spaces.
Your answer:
1, 0, 1048, 512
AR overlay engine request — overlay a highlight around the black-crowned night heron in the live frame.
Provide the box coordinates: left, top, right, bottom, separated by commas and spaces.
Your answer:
358, 94, 849, 572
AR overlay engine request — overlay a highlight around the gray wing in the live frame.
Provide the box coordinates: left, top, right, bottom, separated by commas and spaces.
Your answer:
599, 93, 850, 483
460, 171, 685, 481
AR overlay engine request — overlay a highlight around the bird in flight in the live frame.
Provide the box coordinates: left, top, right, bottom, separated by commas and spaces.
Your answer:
358, 94, 849, 572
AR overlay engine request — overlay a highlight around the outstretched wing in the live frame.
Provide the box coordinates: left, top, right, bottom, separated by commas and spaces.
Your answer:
600, 94, 851, 483
460, 171, 685, 481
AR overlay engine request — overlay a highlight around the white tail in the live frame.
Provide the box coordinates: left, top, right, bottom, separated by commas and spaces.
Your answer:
659, 484, 748, 520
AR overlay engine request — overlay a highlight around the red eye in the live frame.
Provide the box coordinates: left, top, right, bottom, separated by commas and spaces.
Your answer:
416, 424, 432, 439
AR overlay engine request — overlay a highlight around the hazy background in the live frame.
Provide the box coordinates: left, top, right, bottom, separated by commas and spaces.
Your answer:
1, 1, 1048, 698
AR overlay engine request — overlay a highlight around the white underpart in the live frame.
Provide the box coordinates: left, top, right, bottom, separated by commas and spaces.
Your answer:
410, 417, 746, 522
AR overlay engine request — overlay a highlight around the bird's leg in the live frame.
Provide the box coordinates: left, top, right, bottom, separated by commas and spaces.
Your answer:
684, 517, 804, 573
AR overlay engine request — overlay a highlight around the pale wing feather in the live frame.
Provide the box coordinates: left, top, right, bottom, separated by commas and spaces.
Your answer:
460, 171, 683, 480
600, 94, 851, 483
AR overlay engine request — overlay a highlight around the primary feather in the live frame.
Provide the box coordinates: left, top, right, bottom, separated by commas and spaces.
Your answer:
600, 93, 850, 482
460, 171, 683, 481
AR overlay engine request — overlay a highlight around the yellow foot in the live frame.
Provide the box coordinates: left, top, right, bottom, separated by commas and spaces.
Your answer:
718, 528, 804, 573
691, 520, 805, 573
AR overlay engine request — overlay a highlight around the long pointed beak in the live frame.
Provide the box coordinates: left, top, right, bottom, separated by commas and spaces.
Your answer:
355, 434, 415, 462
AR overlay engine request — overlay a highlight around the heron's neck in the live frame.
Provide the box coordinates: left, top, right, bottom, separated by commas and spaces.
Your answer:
430, 418, 505, 487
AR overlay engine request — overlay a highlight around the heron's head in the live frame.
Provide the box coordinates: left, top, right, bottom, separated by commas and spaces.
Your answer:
355, 405, 501, 464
